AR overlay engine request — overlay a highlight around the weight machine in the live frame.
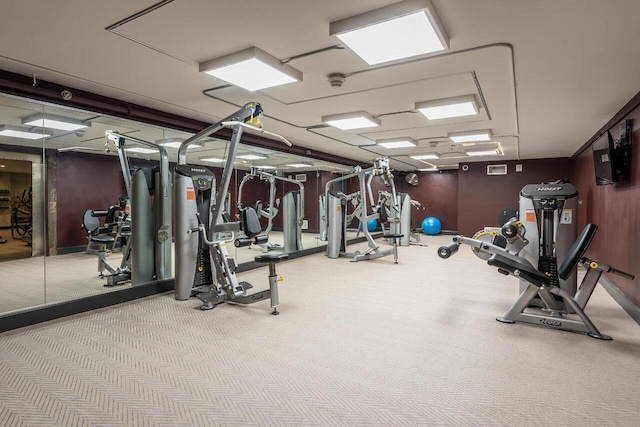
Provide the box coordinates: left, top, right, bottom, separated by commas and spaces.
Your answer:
95, 130, 172, 286
438, 182, 635, 339
322, 157, 403, 263
237, 167, 305, 253
174, 102, 293, 312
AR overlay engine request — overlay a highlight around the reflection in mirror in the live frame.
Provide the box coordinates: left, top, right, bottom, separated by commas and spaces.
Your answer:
178, 137, 351, 265
0, 91, 353, 318
0, 95, 45, 314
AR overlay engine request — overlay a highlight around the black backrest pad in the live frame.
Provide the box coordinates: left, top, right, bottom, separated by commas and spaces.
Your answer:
378, 202, 388, 223
558, 223, 598, 280
241, 206, 262, 237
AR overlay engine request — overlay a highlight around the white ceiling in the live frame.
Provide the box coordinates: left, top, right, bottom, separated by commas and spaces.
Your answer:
1, 0, 639, 171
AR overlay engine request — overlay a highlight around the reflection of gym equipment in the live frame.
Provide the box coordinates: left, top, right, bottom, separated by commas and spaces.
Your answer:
174, 102, 292, 313
237, 166, 305, 253
100, 130, 172, 286
489, 223, 634, 340
83, 198, 130, 254
322, 157, 402, 263
81, 205, 132, 286
11, 187, 32, 242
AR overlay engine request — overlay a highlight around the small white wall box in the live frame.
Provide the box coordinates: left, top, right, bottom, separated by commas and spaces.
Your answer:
302, 219, 309, 230
487, 164, 507, 175
295, 173, 307, 182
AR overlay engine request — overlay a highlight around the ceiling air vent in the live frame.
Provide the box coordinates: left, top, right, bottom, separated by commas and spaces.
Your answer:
487, 164, 507, 175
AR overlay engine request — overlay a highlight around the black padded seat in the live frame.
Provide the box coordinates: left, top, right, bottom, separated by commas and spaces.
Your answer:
384, 233, 404, 239
487, 253, 552, 288
255, 253, 289, 264
90, 235, 116, 244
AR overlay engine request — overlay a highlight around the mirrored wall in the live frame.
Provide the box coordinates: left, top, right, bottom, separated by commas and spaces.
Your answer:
0, 92, 352, 317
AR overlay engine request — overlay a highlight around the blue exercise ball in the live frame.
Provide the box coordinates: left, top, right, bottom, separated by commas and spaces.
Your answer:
422, 217, 442, 235
359, 219, 378, 232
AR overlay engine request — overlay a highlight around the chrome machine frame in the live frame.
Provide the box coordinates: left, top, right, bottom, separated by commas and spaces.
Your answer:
322, 157, 400, 262
237, 167, 305, 253
174, 102, 292, 311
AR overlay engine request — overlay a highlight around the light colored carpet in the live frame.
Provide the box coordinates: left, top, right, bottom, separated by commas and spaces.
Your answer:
1, 234, 639, 426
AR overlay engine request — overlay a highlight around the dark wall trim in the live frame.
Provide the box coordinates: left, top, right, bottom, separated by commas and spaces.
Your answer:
0, 279, 174, 334
573, 90, 640, 158
0, 69, 357, 167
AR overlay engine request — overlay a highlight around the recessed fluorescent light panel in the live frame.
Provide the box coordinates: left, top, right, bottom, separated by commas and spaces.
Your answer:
255, 165, 277, 169
330, 0, 449, 65
237, 154, 267, 160
287, 163, 311, 168
126, 147, 157, 154
156, 138, 185, 149
448, 130, 492, 143
0, 125, 52, 139
466, 149, 500, 156
22, 113, 90, 131
200, 157, 224, 163
199, 46, 302, 91
411, 154, 440, 160
377, 138, 416, 149
322, 111, 381, 130
416, 95, 479, 120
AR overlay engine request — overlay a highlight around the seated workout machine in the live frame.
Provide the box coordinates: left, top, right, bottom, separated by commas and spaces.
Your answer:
489, 223, 633, 339
237, 166, 305, 253
81, 204, 132, 286
322, 157, 402, 263
174, 102, 292, 313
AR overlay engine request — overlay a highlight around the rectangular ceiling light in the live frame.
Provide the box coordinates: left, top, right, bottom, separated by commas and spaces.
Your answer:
448, 130, 492, 143
416, 95, 479, 120
411, 153, 440, 160
377, 138, 416, 149
237, 154, 267, 160
0, 125, 52, 139
156, 138, 185, 149
330, 0, 449, 65
200, 157, 224, 163
255, 165, 277, 169
287, 163, 312, 168
466, 149, 500, 156
126, 147, 157, 154
199, 46, 302, 91
322, 111, 381, 130
22, 113, 90, 131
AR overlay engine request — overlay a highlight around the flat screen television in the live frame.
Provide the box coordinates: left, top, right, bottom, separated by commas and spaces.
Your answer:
592, 120, 633, 186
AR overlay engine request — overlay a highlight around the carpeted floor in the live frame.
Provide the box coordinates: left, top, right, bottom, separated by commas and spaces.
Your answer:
1, 234, 639, 426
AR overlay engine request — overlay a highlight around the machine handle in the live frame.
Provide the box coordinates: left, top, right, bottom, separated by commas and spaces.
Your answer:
438, 242, 460, 259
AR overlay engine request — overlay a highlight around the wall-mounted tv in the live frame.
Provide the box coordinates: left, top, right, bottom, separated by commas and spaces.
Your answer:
592, 119, 633, 186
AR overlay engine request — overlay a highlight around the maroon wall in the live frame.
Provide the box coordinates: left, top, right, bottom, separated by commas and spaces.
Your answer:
397, 171, 458, 232
457, 158, 572, 237
341, 170, 458, 232
571, 107, 640, 306
55, 152, 127, 248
